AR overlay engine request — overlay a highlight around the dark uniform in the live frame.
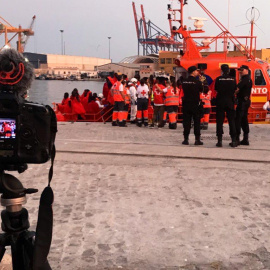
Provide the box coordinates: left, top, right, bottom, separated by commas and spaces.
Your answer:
215, 65, 237, 147
182, 68, 203, 145
235, 67, 252, 145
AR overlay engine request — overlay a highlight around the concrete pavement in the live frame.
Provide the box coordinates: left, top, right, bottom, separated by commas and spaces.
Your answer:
0, 123, 270, 270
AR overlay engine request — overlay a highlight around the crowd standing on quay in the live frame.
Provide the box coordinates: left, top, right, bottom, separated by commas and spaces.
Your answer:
56, 64, 257, 147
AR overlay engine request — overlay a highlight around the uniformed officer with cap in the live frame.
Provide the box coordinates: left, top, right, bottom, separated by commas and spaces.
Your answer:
235, 65, 253, 145
181, 65, 203, 145
214, 64, 237, 147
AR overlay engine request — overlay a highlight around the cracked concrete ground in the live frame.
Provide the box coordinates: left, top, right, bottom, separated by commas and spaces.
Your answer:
0, 123, 270, 270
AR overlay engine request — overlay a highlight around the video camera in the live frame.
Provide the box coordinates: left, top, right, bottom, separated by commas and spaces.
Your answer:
0, 48, 57, 172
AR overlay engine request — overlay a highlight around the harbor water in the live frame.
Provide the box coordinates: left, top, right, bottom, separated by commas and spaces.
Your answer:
28, 80, 104, 105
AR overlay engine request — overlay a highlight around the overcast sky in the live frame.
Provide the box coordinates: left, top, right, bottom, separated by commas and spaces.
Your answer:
2, 0, 270, 62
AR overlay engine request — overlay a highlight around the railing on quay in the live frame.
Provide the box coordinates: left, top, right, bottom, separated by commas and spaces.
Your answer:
53, 103, 270, 124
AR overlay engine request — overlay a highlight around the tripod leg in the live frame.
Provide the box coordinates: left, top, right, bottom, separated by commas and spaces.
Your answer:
0, 234, 9, 262
0, 245, 6, 262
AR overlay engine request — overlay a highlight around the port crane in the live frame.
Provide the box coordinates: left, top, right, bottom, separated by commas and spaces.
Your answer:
0, 15, 36, 53
132, 2, 182, 55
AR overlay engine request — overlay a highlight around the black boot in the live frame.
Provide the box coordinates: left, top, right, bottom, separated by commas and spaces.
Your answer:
195, 136, 203, 145
182, 136, 189, 145
203, 123, 208, 130
240, 134, 249, 145
229, 137, 237, 148
236, 135, 240, 146
216, 136, 222, 147
169, 123, 177, 130
112, 121, 118, 126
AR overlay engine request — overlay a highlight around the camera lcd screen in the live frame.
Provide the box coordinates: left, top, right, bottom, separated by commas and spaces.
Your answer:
0, 118, 16, 139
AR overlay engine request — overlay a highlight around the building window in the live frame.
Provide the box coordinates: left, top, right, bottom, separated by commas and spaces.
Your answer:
255, 69, 266, 86
160, 58, 165, 64
166, 58, 172, 64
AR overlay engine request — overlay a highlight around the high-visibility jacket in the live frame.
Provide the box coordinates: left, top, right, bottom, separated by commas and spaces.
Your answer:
123, 87, 131, 104
164, 87, 180, 106
200, 91, 212, 108
112, 81, 124, 102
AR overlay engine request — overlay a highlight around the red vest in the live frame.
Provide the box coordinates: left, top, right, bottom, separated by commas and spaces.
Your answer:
200, 91, 212, 108
123, 88, 130, 104
153, 84, 165, 105
112, 81, 124, 102
164, 87, 180, 106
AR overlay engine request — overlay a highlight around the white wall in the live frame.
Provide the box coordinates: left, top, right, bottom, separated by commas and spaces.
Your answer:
46, 54, 111, 71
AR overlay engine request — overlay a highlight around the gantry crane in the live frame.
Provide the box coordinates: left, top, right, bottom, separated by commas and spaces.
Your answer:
132, 2, 182, 55
0, 15, 36, 53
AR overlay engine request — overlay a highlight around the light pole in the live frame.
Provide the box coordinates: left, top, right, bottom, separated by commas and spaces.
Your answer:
108, 37, 111, 60
60, 30, 64, 55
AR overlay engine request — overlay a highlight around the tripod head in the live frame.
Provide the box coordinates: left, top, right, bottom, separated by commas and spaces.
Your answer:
0, 170, 38, 213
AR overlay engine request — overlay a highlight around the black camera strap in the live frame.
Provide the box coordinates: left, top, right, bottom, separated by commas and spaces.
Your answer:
33, 144, 55, 270
33, 106, 57, 269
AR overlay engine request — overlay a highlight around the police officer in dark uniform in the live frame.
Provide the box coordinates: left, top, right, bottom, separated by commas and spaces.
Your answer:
182, 66, 203, 145
235, 65, 253, 145
215, 64, 237, 147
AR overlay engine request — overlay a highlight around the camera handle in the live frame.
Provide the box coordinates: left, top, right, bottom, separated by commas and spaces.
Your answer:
0, 171, 39, 270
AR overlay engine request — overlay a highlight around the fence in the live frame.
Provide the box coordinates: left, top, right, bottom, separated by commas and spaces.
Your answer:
53, 103, 270, 124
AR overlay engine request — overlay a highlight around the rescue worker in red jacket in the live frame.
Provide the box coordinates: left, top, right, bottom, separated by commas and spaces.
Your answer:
111, 74, 126, 127
200, 87, 212, 130
136, 79, 150, 127
163, 80, 180, 129
150, 77, 166, 128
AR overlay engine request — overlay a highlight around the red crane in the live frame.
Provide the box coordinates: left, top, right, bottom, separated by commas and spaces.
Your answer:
132, 2, 182, 55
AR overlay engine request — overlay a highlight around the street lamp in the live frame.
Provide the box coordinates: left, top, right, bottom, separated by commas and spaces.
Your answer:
108, 37, 111, 60
60, 30, 64, 55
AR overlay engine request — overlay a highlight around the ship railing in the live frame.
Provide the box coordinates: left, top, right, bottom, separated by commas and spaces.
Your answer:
53, 103, 270, 124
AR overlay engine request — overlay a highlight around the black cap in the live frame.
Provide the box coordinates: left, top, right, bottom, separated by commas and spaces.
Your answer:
188, 66, 198, 74
238, 65, 249, 71
221, 64, 230, 73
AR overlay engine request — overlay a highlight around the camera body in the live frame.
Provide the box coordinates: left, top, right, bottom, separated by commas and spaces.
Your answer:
0, 90, 56, 166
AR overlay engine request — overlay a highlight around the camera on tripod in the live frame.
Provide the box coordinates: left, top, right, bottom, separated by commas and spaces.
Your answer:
0, 49, 56, 171
0, 48, 57, 270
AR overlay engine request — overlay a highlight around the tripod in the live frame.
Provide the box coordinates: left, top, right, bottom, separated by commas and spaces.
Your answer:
0, 166, 52, 270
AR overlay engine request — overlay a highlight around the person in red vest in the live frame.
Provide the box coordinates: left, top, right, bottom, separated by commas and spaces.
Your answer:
150, 77, 166, 128
3, 122, 12, 138
70, 88, 86, 120
136, 79, 150, 127
163, 80, 180, 129
111, 74, 126, 127
200, 86, 212, 130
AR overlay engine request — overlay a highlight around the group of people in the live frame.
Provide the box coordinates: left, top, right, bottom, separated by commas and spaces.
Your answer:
57, 88, 106, 121
103, 63, 253, 147
0, 121, 16, 138
181, 64, 252, 147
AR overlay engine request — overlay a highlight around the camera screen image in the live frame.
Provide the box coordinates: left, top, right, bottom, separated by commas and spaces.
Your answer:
0, 119, 16, 139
